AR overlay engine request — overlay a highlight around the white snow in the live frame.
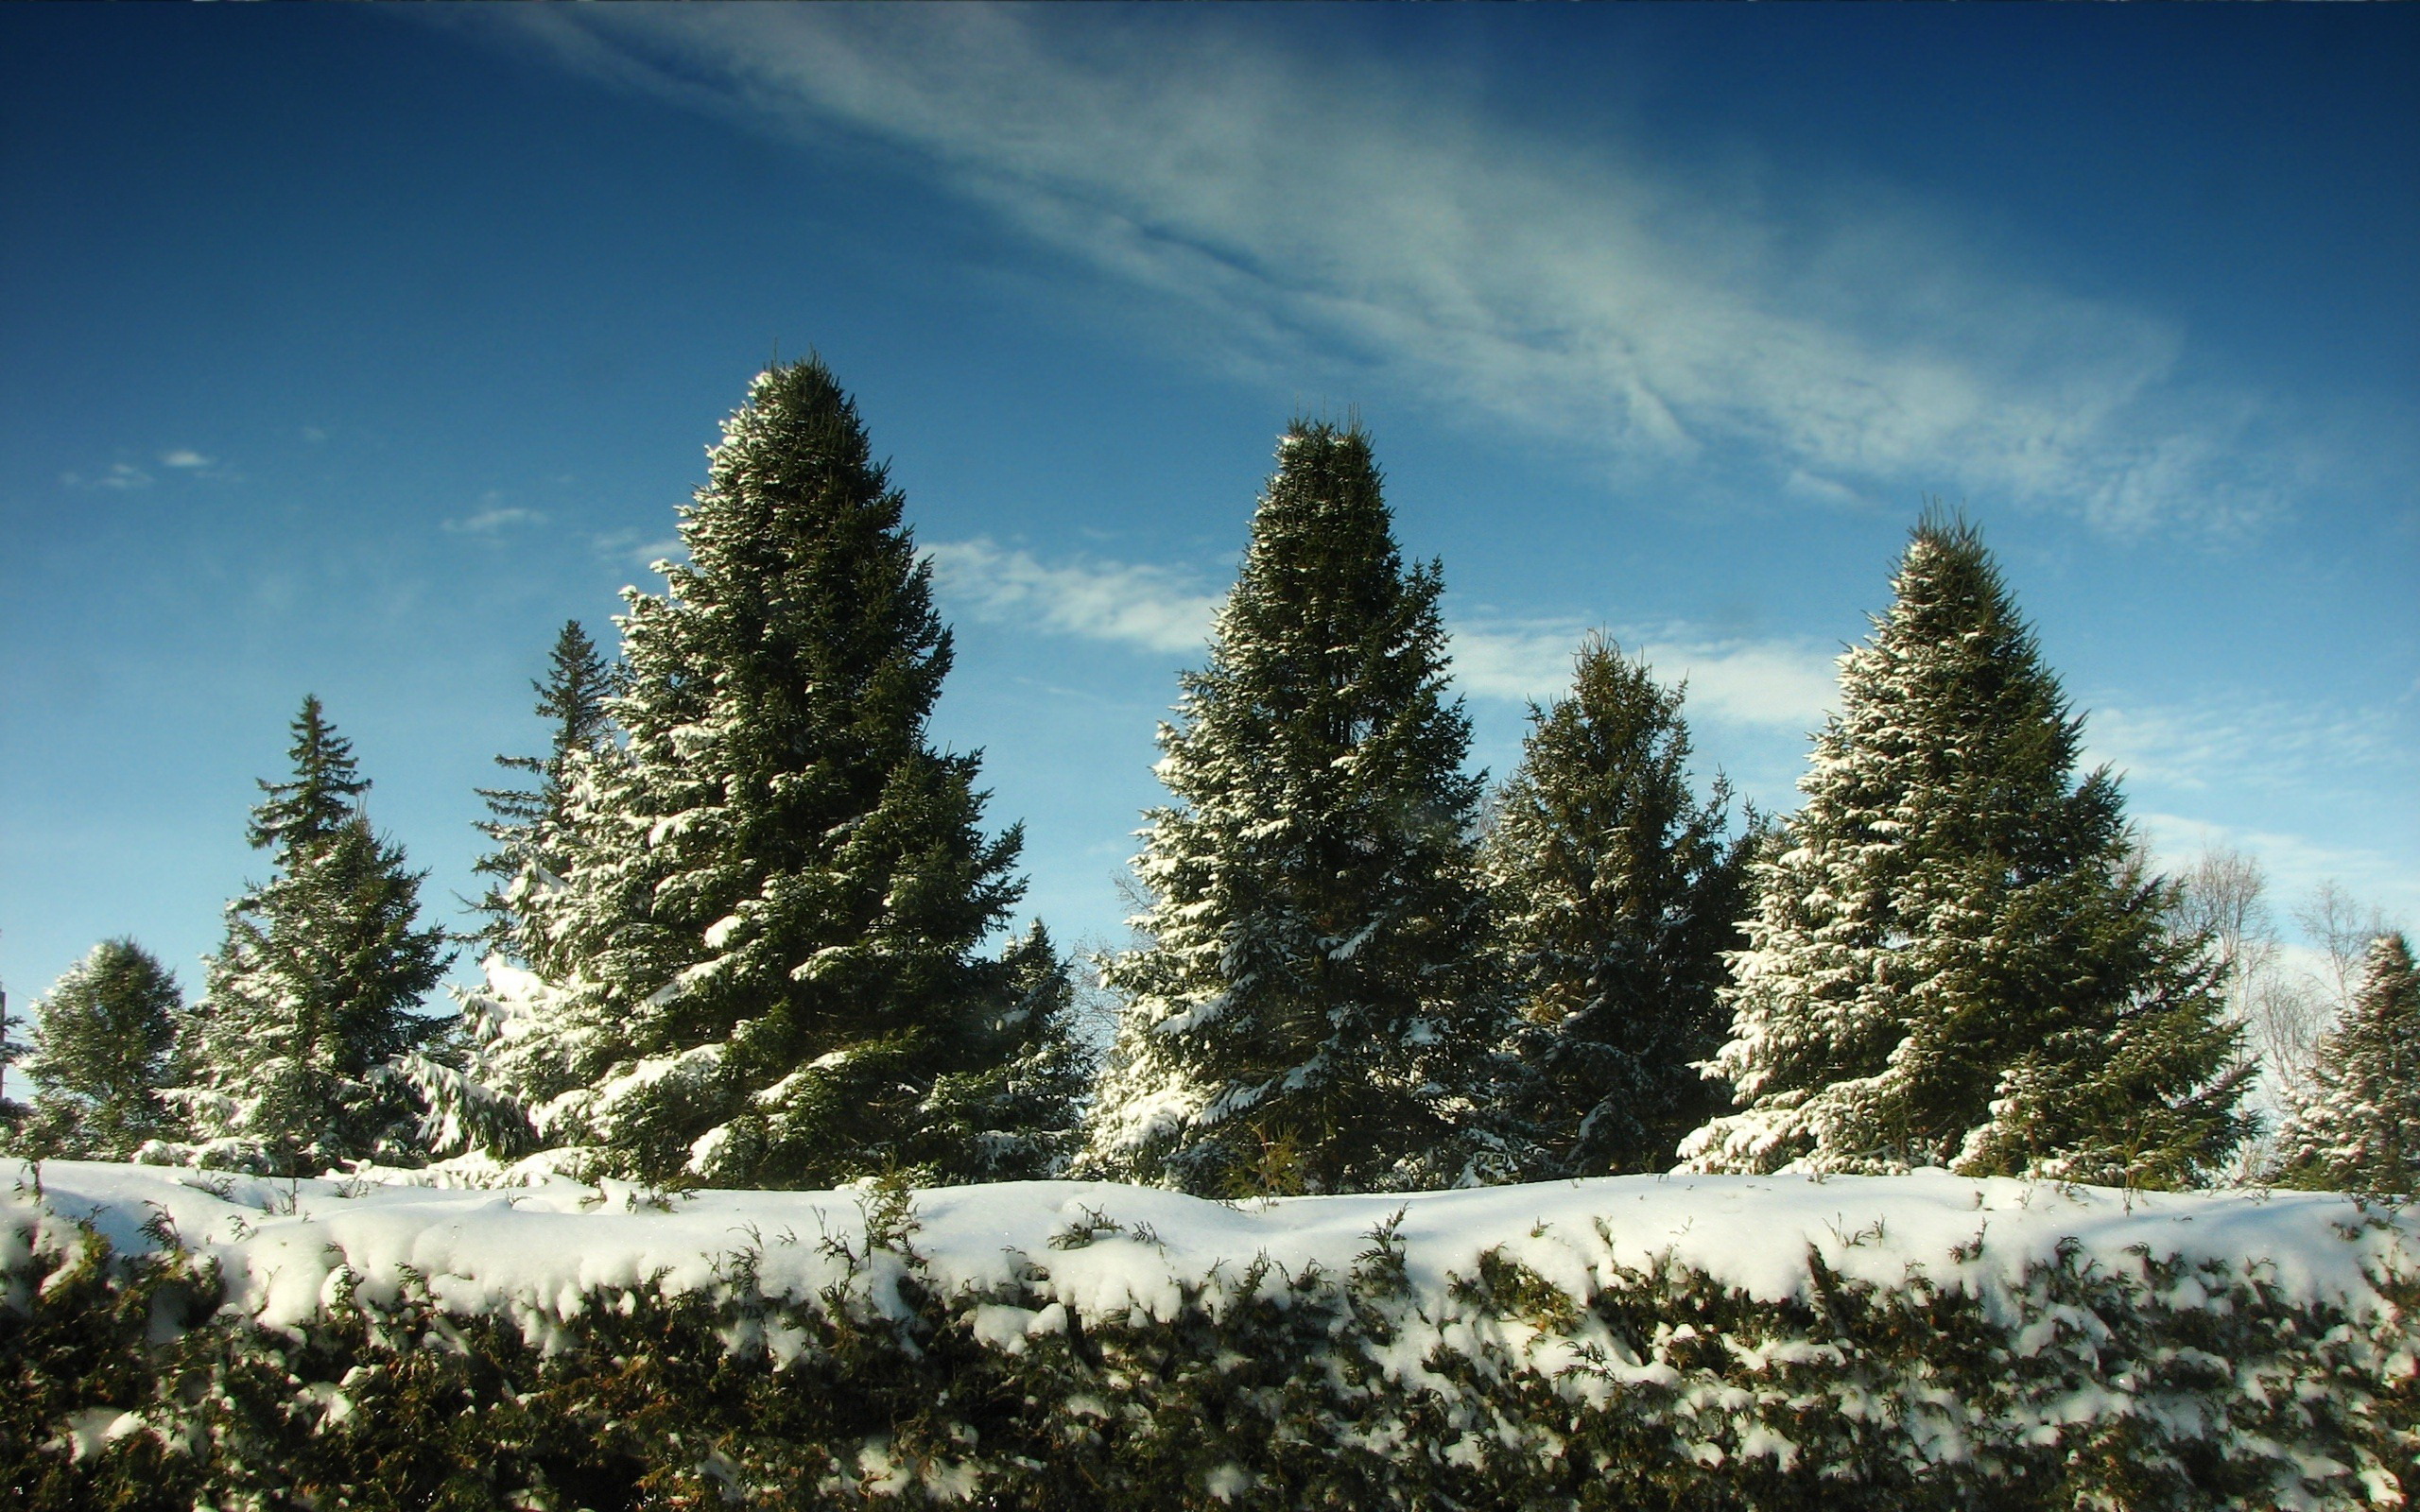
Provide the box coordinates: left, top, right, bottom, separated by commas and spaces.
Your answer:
6, 1160, 2404, 1343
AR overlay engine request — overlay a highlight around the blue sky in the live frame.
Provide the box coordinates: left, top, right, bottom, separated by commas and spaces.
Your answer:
3, 6, 2414, 1017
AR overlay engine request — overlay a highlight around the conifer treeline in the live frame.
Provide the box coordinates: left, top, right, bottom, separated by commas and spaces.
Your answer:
6, 357, 2401, 1196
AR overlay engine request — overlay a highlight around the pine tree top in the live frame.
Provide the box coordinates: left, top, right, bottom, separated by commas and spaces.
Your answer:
249, 695, 368, 855
1174, 421, 1476, 819
21, 938, 183, 1129
639, 358, 951, 748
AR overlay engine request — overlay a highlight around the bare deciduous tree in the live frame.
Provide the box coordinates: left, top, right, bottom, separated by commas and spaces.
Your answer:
2160, 847, 2403, 1183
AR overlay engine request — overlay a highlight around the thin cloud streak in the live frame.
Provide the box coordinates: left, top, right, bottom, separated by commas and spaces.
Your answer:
925, 538, 1222, 657
62, 462, 153, 490
442, 505, 550, 536
2083, 696, 2414, 795
1449, 619, 1839, 730
2135, 811, 2418, 936
500, 7, 2307, 534
926, 538, 1837, 730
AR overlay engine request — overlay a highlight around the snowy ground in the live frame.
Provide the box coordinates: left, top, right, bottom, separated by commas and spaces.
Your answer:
7, 1160, 2401, 1338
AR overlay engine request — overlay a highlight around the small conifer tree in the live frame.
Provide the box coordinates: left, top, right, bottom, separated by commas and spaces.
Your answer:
465, 360, 1033, 1188
1683, 516, 2250, 1185
12, 939, 187, 1160
1482, 637, 1753, 1177
1080, 422, 1514, 1196
2273, 933, 2420, 1194
912, 922, 1096, 1181
0, 971, 25, 1138
468, 620, 616, 962
176, 697, 455, 1173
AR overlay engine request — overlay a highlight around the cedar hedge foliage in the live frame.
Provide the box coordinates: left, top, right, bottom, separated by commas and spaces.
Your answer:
4, 1182, 2414, 1511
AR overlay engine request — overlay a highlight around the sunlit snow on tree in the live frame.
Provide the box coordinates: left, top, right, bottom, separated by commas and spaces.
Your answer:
1683, 515, 2251, 1185
458, 360, 1079, 1189
172, 696, 455, 1174
2275, 932, 2420, 1195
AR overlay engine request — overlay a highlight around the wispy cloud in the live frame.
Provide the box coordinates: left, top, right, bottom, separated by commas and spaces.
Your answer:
2083, 696, 2414, 795
925, 538, 1222, 656
926, 537, 1836, 729
442, 504, 549, 535
591, 527, 687, 569
62, 461, 153, 490
1449, 618, 1838, 730
2134, 811, 2417, 936
491, 7, 2324, 534
159, 449, 214, 470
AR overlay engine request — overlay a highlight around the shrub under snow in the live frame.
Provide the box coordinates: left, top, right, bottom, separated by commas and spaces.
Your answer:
4, 1160, 2413, 1509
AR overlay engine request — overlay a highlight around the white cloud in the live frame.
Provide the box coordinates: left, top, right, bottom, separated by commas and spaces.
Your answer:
2133, 811, 2417, 937
159, 449, 213, 470
442, 505, 549, 535
2082, 696, 2413, 795
591, 528, 687, 569
62, 462, 153, 490
493, 7, 2315, 533
925, 538, 1221, 656
1449, 618, 1837, 730
927, 537, 1837, 729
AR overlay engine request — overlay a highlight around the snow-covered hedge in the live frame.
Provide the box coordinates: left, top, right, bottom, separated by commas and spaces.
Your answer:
5, 1161, 2412, 1510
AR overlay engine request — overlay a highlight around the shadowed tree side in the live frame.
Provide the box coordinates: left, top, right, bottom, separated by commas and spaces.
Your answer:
1483, 636, 1754, 1177
1081, 422, 1518, 1196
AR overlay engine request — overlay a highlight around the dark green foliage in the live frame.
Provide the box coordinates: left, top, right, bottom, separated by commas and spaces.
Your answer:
1085, 423, 1512, 1196
1483, 637, 1754, 1176
244, 695, 366, 854
12, 941, 186, 1160
468, 619, 616, 963
2276, 933, 2420, 1194
912, 922, 1096, 1181
177, 698, 454, 1173
5, 1194, 2408, 1510
0, 977, 26, 1138
482, 360, 1030, 1189
1689, 515, 2253, 1184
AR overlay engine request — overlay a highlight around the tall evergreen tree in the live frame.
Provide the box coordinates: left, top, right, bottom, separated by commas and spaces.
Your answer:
1080, 422, 1513, 1197
1682, 516, 2250, 1186
468, 620, 617, 962
12, 940, 187, 1160
465, 359, 1034, 1189
176, 698, 455, 1173
1481, 636, 1753, 1177
2273, 933, 2420, 1194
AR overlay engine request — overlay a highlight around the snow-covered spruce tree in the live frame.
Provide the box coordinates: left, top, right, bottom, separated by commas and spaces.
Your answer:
912, 921, 1096, 1181
1682, 515, 2251, 1186
465, 359, 1046, 1189
2273, 933, 2420, 1194
1481, 636, 1753, 1177
11, 939, 187, 1160
176, 697, 455, 1173
466, 619, 616, 963
1080, 422, 1513, 1197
